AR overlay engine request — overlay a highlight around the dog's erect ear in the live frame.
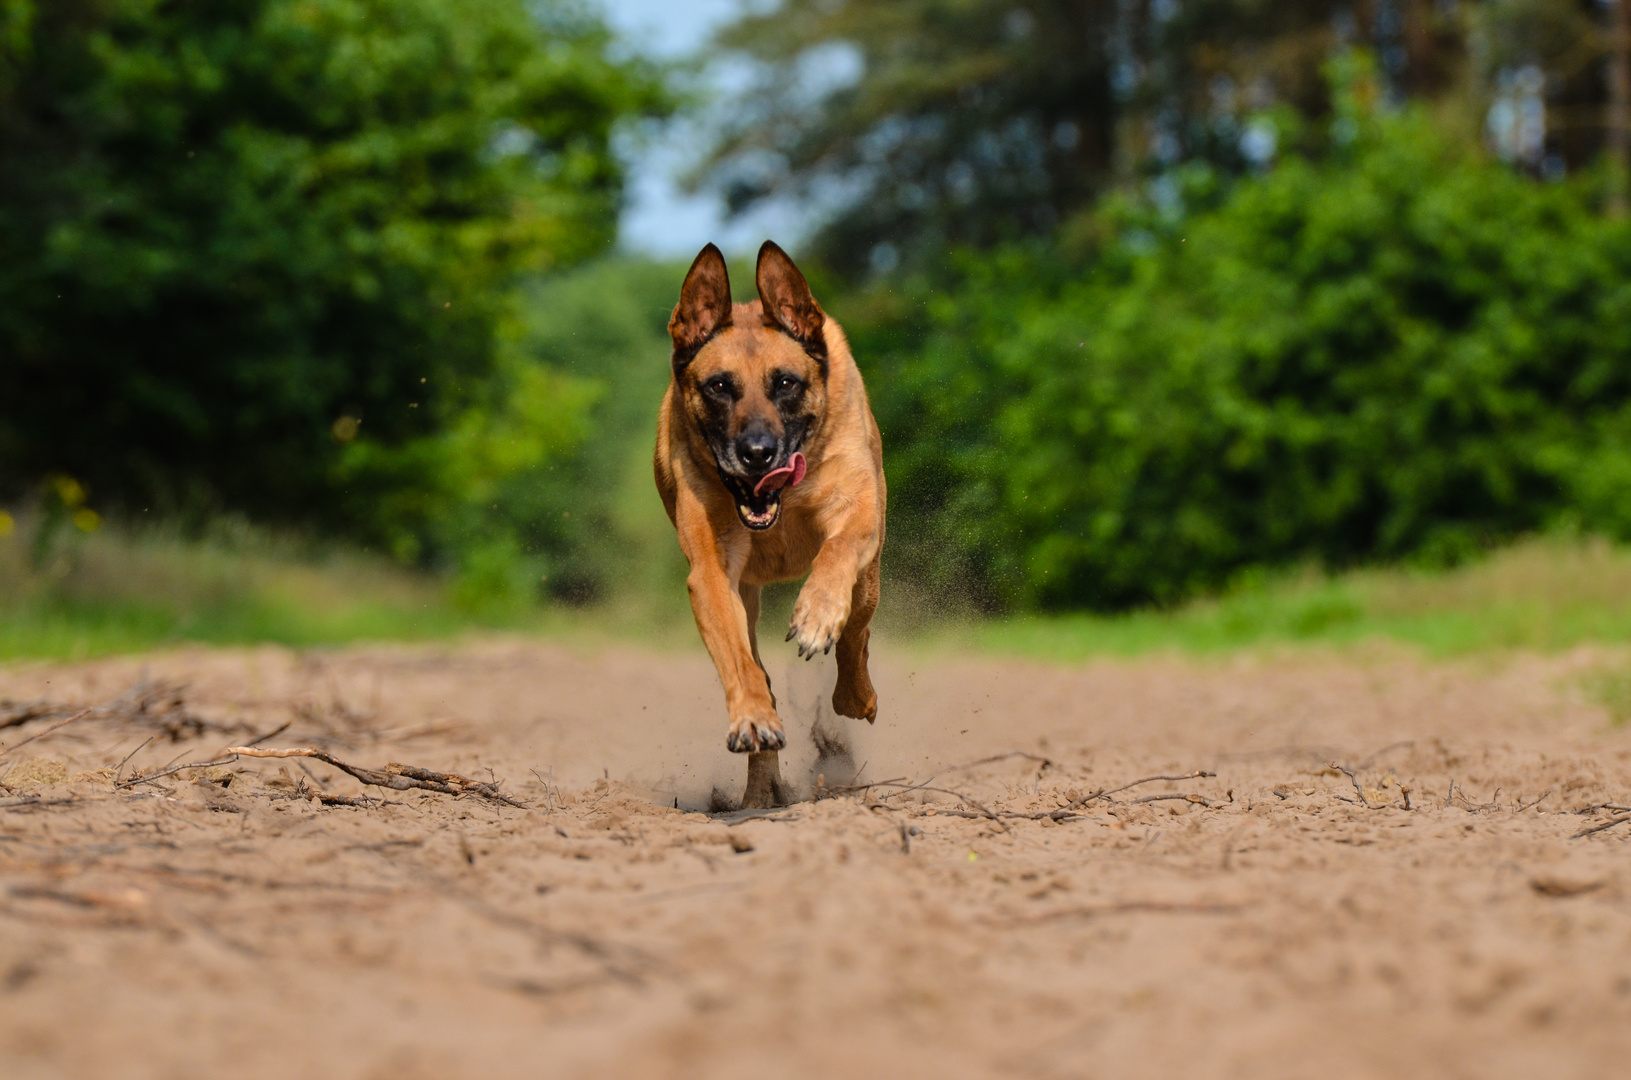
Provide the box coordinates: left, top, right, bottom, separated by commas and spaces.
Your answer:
756, 240, 827, 367
669, 243, 732, 369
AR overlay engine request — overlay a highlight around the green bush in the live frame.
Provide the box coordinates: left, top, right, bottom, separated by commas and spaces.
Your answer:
851, 106, 1631, 611
0, 0, 665, 548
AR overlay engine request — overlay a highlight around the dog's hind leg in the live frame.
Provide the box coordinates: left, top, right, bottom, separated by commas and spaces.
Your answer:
832, 551, 880, 723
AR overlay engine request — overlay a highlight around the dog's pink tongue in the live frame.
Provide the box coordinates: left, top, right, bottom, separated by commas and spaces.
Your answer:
754, 452, 807, 497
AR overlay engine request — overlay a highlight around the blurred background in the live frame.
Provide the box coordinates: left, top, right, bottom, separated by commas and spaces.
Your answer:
6, 0, 1631, 661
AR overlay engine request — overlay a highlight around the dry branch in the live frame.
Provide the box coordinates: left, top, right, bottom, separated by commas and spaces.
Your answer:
1039, 769, 1220, 813
834, 778, 1011, 832
118, 754, 240, 788
1, 677, 257, 762
1516, 790, 1553, 813
240, 720, 292, 748
0, 708, 92, 760
826, 762, 1220, 830
1131, 792, 1213, 807
226, 746, 527, 808
928, 807, 1101, 824
0, 796, 81, 810
1572, 813, 1631, 840
0, 699, 68, 732
1572, 802, 1631, 815
113, 736, 155, 783
307, 790, 376, 807
1091, 770, 1217, 803
1328, 762, 1371, 808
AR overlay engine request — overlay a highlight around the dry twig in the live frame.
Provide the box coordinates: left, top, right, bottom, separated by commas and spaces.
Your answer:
1328, 762, 1371, 808
0, 699, 69, 732
113, 736, 155, 783
0, 708, 92, 760
0, 796, 80, 810
240, 720, 292, 748
1572, 813, 1631, 840
834, 778, 1010, 832
1019, 769, 1219, 814
1132, 792, 1213, 807
118, 753, 240, 789
226, 746, 527, 808
308, 791, 376, 807
1, 677, 257, 762
828, 763, 1218, 831
1090, 770, 1217, 803
1572, 802, 1631, 815
1516, 790, 1553, 813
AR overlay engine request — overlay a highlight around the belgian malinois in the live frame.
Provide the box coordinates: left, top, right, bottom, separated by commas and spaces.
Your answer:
655, 241, 885, 808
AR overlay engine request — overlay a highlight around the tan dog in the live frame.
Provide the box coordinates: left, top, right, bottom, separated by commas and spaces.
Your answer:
655, 241, 885, 808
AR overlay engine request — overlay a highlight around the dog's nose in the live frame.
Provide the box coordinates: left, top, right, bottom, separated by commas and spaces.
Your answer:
736, 431, 777, 471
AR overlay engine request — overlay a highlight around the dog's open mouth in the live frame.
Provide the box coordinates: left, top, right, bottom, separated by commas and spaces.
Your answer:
736, 492, 782, 530
722, 453, 806, 531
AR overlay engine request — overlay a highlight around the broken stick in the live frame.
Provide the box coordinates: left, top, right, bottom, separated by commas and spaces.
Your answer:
1572, 813, 1631, 840
226, 746, 527, 808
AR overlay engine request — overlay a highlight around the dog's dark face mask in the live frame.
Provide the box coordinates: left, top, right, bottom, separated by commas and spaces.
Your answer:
668, 241, 829, 531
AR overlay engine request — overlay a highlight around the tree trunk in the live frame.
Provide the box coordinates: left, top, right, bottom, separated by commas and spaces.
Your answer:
1610, 0, 1630, 216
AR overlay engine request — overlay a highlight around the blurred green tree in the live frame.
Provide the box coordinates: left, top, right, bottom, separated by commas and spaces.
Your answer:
703, 1, 1625, 276
847, 95, 1631, 610
702, 1, 1469, 275
0, 0, 666, 547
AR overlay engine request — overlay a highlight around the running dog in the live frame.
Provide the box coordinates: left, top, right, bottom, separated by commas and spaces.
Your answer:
654, 241, 885, 808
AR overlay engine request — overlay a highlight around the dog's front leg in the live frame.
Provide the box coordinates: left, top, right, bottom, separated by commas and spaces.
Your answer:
787, 518, 881, 662
678, 519, 785, 756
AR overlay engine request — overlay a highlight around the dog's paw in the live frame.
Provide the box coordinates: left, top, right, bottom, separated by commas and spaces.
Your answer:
786, 585, 850, 660
832, 679, 877, 723
726, 716, 786, 754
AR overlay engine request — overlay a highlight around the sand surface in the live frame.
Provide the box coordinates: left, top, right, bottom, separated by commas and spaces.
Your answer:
2, 636, 1630, 1079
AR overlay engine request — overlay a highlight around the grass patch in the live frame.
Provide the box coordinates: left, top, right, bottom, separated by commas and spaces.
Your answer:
9, 514, 1631, 665
0, 515, 510, 662
942, 536, 1631, 660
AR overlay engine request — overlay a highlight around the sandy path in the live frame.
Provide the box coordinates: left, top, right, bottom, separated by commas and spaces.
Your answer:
2, 637, 1630, 1079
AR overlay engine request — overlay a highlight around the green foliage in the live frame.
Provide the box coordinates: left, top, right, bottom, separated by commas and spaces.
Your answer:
503, 256, 691, 608
332, 254, 700, 611
849, 103, 1631, 611
0, 0, 666, 545
705, 1, 1489, 277
709, 0, 1120, 274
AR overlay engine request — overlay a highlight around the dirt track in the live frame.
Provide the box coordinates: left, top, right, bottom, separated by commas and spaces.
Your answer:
2, 637, 1630, 1079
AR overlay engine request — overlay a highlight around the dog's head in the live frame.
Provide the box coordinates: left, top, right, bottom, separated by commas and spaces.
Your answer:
668, 240, 829, 531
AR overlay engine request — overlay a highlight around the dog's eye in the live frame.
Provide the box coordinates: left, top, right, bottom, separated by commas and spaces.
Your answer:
705, 377, 731, 397
774, 375, 801, 393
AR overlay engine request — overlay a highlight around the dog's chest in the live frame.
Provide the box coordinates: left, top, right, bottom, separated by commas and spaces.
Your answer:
742, 508, 823, 584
